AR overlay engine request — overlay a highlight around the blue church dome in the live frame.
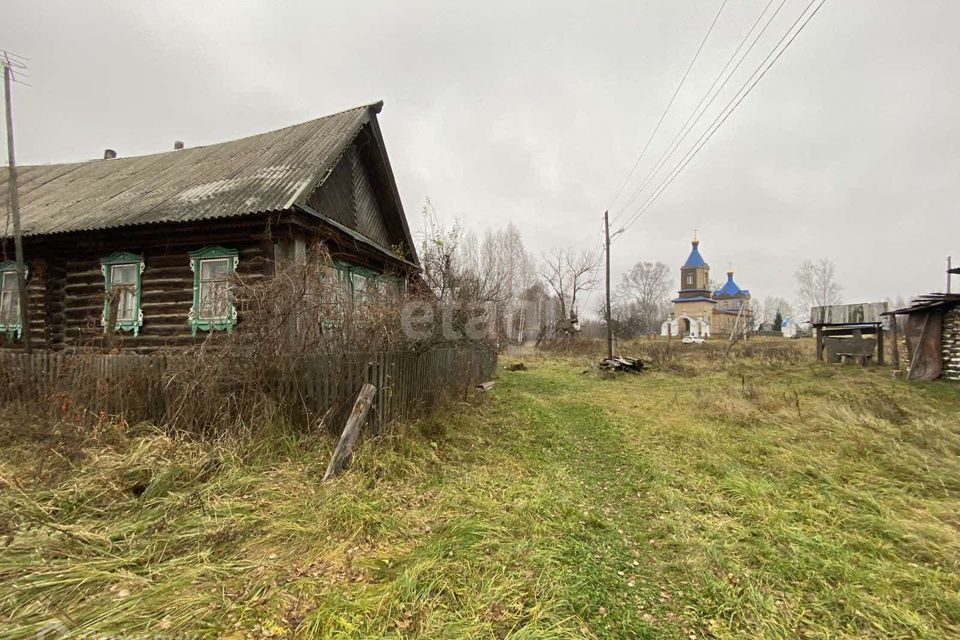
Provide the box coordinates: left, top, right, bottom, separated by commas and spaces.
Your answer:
714, 271, 750, 298
682, 240, 708, 269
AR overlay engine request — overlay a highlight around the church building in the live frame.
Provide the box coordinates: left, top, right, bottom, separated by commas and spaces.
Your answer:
660, 237, 752, 338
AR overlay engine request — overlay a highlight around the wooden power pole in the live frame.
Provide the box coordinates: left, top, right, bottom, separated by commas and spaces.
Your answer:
3, 56, 30, 353
604, 210, 613, 359
948, 256, 953, 294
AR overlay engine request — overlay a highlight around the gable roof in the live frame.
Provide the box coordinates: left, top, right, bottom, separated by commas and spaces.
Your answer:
0, 101, 416, 261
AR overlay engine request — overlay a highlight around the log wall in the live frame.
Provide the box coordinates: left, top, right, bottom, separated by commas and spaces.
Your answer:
2, 215, 274, 353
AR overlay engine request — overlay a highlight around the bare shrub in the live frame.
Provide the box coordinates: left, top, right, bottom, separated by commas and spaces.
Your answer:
159, 246, 420, 435
157, 245, 495, 436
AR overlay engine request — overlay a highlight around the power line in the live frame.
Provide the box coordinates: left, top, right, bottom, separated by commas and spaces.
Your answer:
612, 0, 787, 222
615, 0, 827, 237
606, 0, 728, 213
1, 50, 31, 87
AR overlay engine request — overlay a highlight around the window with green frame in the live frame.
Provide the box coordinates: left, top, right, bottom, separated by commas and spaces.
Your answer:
100, 252, 145, 336
188, 246, 239, 335
326, 262, 383, 311
0, 261, 26, 339
317, 262, 346, 327
350, 268, 373, 306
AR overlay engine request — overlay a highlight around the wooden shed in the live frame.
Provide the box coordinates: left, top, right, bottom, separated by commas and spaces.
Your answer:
810, 302, 889, 365
884, 294, 960, 381
0, 101, 419, 352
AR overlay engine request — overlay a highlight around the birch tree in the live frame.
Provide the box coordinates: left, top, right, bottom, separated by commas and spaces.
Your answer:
796, 259, 842, 311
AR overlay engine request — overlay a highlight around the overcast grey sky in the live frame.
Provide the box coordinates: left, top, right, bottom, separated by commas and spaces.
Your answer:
3, 1, 958, 310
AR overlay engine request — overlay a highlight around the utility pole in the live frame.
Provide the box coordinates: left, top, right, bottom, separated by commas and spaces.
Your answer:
3, 53, 30, 353
604, 210, 613, 359
948, 256, 953, 294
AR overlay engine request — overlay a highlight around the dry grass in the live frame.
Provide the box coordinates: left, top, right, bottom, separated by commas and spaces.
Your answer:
1, 339, 959, 638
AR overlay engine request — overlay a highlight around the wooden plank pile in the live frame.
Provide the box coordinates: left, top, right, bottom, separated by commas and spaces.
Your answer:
598, 356, 645, 373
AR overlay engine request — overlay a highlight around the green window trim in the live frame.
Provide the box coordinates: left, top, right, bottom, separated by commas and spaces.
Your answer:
188, 246, 239, 336
100, 252, 145, 336
0, 260, 27, 340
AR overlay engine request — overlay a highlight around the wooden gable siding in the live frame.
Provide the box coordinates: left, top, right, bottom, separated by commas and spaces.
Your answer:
306, 141, 393, 252
350, 147, 391, 249
309, 152, 358, 230
2, 216, 273, 352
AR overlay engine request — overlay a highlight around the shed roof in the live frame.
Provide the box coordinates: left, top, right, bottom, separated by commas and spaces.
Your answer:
884, 293, 960, 315
0, 101, 401, 241
811, 302, 888, 326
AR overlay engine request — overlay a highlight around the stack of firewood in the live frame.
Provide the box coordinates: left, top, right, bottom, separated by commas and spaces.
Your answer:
942, 308, 960, 380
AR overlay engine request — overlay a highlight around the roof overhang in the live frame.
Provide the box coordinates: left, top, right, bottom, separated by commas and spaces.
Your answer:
295, 203, 419, 271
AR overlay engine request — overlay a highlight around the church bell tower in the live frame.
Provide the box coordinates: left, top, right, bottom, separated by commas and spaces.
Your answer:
678, 238, 710, 296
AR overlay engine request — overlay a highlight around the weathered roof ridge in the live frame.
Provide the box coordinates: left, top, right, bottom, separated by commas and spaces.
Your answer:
11, 101, 383, 171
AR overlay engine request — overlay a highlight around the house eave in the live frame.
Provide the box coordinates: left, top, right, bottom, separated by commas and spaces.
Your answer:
294, 203, 420, 271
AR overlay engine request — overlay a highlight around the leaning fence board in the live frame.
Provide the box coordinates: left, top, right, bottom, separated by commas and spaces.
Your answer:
323, 383, 376, 481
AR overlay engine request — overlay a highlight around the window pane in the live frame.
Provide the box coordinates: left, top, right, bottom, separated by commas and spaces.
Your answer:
199, 281, 229, 319
0, 274, 18, 325
112, 264, 137, 285
352, 273, 368, 294
1, 272, 16, 292
197, 258, 233, 320
200, 258, 230, 281
116, 289, 136, 321
0, 292, 14, 324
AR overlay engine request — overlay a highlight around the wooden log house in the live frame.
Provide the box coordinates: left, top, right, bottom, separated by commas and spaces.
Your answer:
0, 101, 419, 352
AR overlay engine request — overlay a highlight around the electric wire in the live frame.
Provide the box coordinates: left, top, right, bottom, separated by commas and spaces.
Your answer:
605, 0, 728, 213
614, 0, 827, 238
610, 0, 786, 225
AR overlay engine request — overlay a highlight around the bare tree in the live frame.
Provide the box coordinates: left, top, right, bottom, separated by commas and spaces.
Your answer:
565, 249, 601, 320
539, 248, 601, 336
761, 296, 794, 324
419, 199, 542, 345
796, 259, 842, 311
617, 261, 671, 333
419, 198, 509, 306
540, 248, 569, 321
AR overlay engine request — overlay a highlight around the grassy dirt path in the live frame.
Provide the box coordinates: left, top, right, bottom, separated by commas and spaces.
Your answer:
2, 353, 959, 638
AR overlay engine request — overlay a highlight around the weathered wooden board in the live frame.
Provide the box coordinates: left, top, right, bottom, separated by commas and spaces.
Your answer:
323, 383, 376, 481
824, 335, 877, 364
811, 302, 888, 327
905, 309, 942, 381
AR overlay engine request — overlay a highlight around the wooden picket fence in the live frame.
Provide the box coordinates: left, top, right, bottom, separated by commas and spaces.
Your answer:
0, 345, 497, 431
